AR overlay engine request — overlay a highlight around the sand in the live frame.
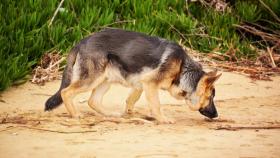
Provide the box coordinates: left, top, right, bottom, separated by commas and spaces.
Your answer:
0, 71, 280, 158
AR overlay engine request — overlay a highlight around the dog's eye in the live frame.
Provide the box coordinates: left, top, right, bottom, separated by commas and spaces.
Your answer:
212, 88, 215, 97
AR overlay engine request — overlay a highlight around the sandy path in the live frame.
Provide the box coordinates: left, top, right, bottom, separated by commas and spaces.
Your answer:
0, 71, 280, 158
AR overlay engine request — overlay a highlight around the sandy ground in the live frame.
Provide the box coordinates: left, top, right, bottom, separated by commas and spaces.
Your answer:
0, 71, 280, 158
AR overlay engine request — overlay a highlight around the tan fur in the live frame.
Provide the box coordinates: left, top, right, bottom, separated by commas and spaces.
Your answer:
193, 71, 221, 109
160, 59, 184, 100
61, 75, 106, 118
138, 59, 182, 123
61, 81, 86, 117
142, 81, 170, 123
168, 85, 186, 100
44, 29, 224, 123
125, 89, 143, 114
61, 56, 186, 123
88, 81, 110, 116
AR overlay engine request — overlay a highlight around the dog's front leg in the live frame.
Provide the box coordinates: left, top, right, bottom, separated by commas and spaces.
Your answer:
125, 88, 143, 114
142, 82, 174, 124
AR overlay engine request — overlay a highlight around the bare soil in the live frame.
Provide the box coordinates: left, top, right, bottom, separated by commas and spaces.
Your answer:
0, 71, 280, 158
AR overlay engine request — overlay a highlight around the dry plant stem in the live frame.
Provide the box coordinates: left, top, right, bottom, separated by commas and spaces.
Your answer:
59, 117, 153, 127
247, 22, 280, 36
97, 117, 154, 124
47, 57, 65, 70
233, 24, 280, 45
267, 47, 277, 68
101, 20, 136, 28
31, 69, 39, 83
31, 54, 65, 84
187, 38, 280, 79
0, 126, 17, 132
48, 0, 65, 27
135, 153, 178, 158
186, 33, 222, 41
214, 125, 280, 131
0, 125, 97, 134
258, 0, 280, 23
208, 63, 260, 74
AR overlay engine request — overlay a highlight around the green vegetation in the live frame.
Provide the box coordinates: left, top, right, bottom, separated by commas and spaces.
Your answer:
0, 0, 279, 91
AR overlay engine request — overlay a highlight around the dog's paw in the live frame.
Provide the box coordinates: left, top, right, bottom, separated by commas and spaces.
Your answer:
107, 112, 122, 118
157, 116, 175, 124
71, 113, 84, 119
122, 109, 134, 118
125, 109, 134, 115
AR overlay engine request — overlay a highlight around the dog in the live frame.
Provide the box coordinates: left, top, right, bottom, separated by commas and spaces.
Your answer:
45, 28, 221, 123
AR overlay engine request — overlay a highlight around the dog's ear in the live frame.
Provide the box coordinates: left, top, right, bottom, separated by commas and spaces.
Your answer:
205, 71, 222, 86
206, 69, 218, 77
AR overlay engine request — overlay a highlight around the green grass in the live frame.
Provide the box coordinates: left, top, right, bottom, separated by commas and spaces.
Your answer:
0, 0, 279, 91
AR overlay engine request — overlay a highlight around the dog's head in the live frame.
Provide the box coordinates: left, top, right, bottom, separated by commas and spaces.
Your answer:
187, 70, 222, 119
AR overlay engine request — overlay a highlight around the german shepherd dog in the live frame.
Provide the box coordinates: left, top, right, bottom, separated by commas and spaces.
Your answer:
45, 28, 221, 123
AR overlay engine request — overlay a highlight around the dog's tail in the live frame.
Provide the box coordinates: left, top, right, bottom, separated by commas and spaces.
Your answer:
44, 49, 78, 111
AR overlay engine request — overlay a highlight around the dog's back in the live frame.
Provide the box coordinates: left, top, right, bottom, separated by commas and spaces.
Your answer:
77, 29, 187, 74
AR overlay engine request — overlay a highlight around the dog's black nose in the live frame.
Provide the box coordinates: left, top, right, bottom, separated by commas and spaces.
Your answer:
211, 111, 218, 118
199, 107, 218, 119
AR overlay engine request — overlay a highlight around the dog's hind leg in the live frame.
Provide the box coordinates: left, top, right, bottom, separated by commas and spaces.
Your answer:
87, 81, 112, 117
125, 89, 142, 114
61, 80, 92, 118
61, 72, 106, 118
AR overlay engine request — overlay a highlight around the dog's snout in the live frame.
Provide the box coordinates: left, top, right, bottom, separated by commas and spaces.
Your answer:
199, 103, 218, 119
212, 111, 218, 118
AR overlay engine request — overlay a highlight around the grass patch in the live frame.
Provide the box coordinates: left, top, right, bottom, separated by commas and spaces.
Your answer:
1, 0, 279, 91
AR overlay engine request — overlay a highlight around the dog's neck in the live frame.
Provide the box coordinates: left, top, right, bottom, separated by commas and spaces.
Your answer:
178, 59, 205, 94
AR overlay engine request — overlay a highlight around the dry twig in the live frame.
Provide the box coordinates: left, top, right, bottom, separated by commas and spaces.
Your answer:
48, 0, 65, 27
101, 20, 136, 28
213, 125, 280, 131
258, 0, 280, 23
179, 43, 280, 81
1, 125, 97, 134
197, 0, 228, 12
233, 24, 280, 46
96, 117, 154, 125
267, 47, 277, 68
31, 51, 65, 85
135, 153, 178, 158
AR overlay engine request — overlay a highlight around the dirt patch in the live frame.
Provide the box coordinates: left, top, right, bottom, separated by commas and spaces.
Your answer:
0, 71, 280, 158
